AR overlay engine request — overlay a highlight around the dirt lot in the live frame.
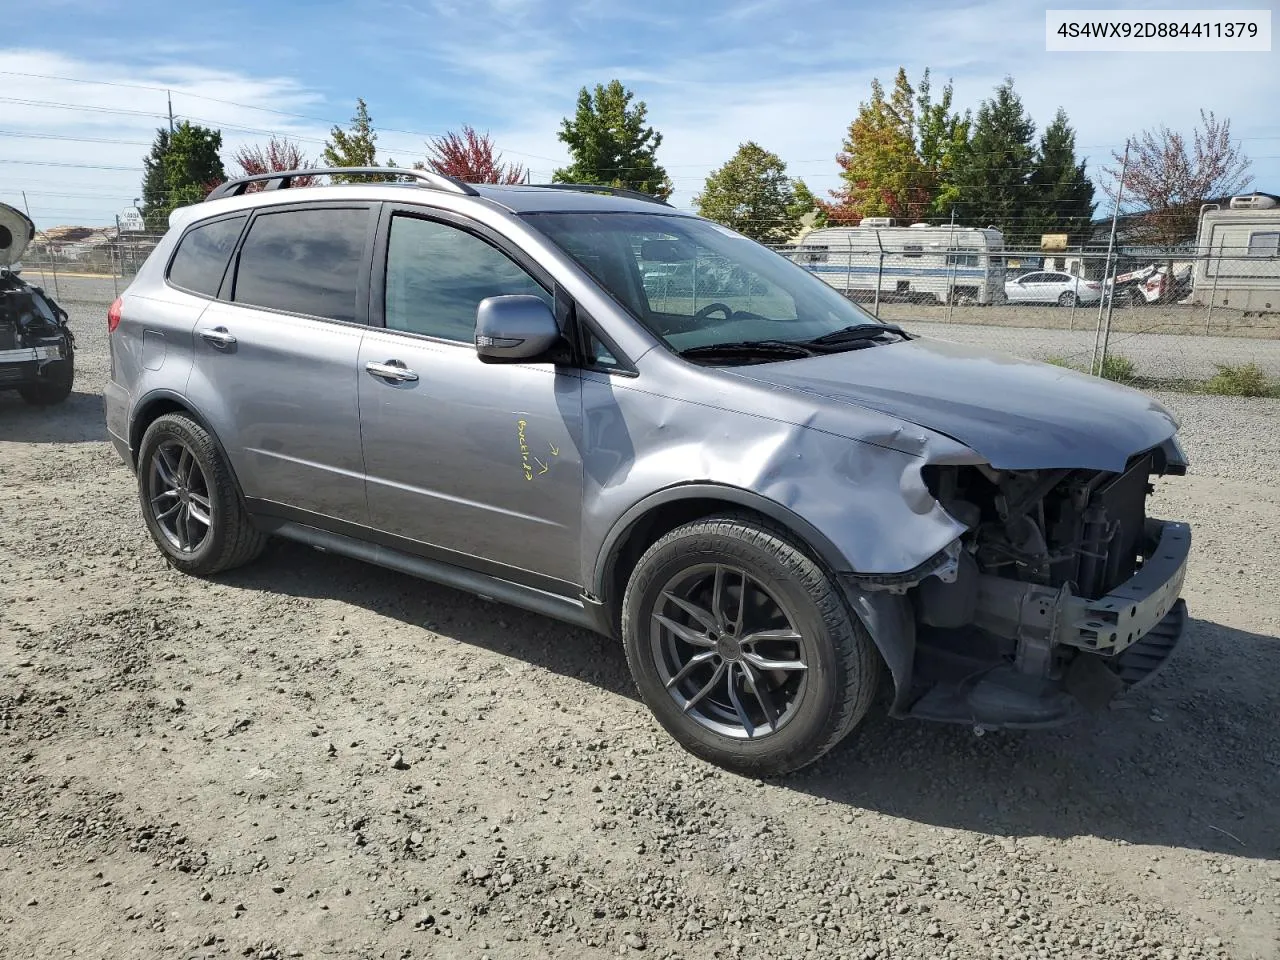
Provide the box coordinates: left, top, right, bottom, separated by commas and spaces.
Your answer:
2, 298, 1278, 960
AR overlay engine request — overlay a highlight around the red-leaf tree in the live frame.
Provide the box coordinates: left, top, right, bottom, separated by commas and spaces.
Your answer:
424, 126, 527, 184
232, 136, 318, 190
1104, 110, 1251, 299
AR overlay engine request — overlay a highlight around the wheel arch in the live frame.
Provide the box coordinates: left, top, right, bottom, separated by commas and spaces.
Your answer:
592, 483, 850, 632
592, 483, 915, 709
129, 390, 245, 495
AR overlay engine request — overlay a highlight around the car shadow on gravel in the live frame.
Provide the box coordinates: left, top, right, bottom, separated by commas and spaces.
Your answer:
0, 390, 107, 444
219, 545, 1279, 861
797, 617, 1280, 861
221, 539, 639, 700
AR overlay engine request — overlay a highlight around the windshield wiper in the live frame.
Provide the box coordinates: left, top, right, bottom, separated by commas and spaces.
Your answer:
678, 340, 815, 362
803, 323, 909, 347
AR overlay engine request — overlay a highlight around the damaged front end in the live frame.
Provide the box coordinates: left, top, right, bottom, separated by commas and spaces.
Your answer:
850, 438, 1191, 729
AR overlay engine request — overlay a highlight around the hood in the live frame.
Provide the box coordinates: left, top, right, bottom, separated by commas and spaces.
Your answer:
724, 336, 1178, 472
0, 202, 36, 267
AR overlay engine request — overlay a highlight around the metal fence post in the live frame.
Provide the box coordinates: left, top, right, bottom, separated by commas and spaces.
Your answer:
873, 230, 883, 319
1093, 144, 1128, 375
1205, 237, 1222, 335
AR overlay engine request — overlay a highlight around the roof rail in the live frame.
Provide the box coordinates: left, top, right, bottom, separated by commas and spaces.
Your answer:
205, 167, 480, 201
525, 183, 672, 207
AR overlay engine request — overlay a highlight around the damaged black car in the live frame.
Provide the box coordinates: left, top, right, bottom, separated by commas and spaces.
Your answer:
1, 202, 75, 406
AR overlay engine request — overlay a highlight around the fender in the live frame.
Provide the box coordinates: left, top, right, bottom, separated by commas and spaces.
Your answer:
128, 388, 247, 497
590, 481, 853, 600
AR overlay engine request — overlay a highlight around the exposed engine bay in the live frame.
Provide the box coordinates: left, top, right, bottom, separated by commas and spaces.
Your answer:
1, 201, 76, 405
886, 441, 1191, 728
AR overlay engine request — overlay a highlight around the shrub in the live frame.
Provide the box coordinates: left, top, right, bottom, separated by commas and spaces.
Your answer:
1042, 353, 1137, 384
1203, 362, 1277, 397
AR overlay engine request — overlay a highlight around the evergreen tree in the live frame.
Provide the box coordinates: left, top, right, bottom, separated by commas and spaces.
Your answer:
695, 142, 798, 243
915, 70, 970, 221
140, 128, 172, 230
322, 99, 379, 181
139, 122, 225, 229
1027, 109, 1096, 243
950, 78, 1036, 242
553, 80, 672, 200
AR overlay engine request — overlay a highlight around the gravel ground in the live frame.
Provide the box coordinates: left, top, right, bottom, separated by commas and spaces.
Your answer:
1, 299, 1278, 960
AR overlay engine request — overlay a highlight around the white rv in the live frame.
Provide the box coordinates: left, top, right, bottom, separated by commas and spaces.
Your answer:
1192, 193, 1280, 311
786, 220, 1007, 305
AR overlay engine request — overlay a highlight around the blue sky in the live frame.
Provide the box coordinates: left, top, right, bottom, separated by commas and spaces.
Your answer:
2, 0, 1277, 226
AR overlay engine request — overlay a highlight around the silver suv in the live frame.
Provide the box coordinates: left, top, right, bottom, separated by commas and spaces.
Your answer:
105, 168, 1192, 776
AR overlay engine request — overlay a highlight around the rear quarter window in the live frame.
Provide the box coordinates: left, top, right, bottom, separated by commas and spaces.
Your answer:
167, 215, 247, 297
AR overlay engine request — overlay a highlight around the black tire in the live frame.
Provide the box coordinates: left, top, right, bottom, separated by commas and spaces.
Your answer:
1057, 291, 1076, 307
621, 514, 880, 777
18, 355, 74, 406
136, 413, 267, 576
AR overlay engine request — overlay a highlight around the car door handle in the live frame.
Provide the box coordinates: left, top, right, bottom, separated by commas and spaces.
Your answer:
199, 326, 237, 348
365, 360, 419, 383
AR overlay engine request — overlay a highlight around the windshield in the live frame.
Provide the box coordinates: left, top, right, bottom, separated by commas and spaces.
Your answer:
524, 212, 886, 353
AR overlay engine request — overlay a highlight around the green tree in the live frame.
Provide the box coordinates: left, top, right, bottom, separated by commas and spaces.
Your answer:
553, 80, 672, 200
139, 122, 225, 229
694, 142, 798, 243
140, 128, 172, 230
950, 77, 1037, 242
788, 179, 828, 230
322, 98, 379, 181
1027, 109, 1096, 243
829, 68, 923, 223
915, 70, 970, 221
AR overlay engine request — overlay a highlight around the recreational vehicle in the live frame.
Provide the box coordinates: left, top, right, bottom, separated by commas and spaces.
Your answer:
787, 221, 1006, 305
1192, 193, 1280, 311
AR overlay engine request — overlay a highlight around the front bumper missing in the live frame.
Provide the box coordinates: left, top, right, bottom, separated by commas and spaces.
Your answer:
973, 518, 1190, 660
905, 519, 1190, 729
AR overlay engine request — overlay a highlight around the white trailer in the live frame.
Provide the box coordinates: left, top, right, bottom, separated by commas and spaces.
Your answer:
786, 220, 1007, 305
1192, 193, 1280, 311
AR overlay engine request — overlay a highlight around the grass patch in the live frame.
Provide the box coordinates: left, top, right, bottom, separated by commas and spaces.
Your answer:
1043, 354, 1279, 397
1202, 362, 1279, 397
1044, 353, 1138, 384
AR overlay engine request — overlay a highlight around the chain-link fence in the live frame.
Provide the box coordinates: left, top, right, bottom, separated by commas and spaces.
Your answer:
16, 231, 165, 298
771, 235, 1280, 385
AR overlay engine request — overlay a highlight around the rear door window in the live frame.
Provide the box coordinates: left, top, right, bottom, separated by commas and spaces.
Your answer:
167, 215, 247, 297
232, 207, 371, 323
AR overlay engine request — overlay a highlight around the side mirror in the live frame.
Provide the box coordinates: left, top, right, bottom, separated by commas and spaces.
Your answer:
474, 295, 561, 363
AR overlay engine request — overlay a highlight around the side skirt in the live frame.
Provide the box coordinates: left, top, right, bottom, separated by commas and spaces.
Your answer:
261, 518, 610, 637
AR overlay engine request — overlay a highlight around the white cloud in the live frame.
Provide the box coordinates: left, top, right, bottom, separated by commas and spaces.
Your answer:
0, 49, 333, 227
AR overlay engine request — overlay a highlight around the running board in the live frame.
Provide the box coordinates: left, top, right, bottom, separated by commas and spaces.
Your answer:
270, 520, 601, 633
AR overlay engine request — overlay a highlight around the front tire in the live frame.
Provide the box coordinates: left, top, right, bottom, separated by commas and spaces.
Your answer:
136, 413, 267, 576
621, 515, 880, 777
18, 355, 74, 406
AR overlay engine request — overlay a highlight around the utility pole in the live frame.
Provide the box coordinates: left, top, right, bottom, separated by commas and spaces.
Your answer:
168, 90, 175, 132
1093, 142, 1128, 376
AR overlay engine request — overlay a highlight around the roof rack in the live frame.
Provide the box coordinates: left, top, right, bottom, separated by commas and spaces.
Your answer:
205, 167, 480, 201
525, 183, 672, 207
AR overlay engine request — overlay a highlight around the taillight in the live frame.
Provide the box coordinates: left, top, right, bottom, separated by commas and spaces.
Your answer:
1086, 282, 1100, 289
107, 297, 122, 333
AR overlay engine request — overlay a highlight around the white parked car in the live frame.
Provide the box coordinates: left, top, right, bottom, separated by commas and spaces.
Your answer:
1004, 271, 1101, 307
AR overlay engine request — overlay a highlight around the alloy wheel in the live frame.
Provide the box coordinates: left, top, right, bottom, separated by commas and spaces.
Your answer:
649, 563, 809, 739
147, 439, 213, 553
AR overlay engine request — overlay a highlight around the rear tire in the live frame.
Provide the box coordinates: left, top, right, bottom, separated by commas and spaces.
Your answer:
621, 514, 880, 777
18, 355, 74, 406
137, 413, 267, 576
1057, 291, 1076, 307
